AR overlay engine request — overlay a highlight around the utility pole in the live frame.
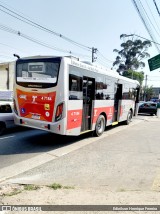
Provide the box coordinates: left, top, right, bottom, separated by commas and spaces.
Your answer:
92, 47, 97, 63
144, 74, 148, 101
6, 66, 9, 90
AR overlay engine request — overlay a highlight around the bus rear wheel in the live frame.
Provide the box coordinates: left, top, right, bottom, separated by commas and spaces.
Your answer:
94, 115, 105, 137
124, 110, 132, 125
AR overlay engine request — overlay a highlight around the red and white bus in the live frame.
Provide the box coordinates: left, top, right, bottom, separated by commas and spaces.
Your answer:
13, 56, 140, 136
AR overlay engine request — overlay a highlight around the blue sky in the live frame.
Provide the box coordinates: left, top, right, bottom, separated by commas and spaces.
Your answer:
0, 0, 160, 86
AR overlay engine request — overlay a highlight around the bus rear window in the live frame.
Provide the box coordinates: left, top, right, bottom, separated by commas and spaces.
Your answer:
16, 58, 60, 88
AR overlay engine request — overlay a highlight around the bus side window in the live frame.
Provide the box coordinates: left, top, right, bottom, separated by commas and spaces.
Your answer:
69, 74, 82, 100
123, 83, 129, 99
96, 80, 104, 100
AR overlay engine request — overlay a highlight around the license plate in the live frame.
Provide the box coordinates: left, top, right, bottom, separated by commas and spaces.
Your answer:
32, 114, 40, 120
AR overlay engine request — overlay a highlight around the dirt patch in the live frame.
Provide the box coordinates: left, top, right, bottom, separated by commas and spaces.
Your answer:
0, 183, 160, 214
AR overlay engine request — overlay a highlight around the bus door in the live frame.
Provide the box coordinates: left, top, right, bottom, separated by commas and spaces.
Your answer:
134, 86, 140, 116
81, 77, 95, 132
113, 83, 122, 122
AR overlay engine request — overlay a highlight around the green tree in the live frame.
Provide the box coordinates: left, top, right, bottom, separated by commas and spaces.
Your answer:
143, 85, 153, 101
113, 34, 152, 74
123, 69, 144, 85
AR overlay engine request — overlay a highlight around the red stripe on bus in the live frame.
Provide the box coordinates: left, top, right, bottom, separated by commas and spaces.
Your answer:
67, 105, 124, 130
67, 109, 82, 130
120, 105, 123, 116
92, 107, 114, 123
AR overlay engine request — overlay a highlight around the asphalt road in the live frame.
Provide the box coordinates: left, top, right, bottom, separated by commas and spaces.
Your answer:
0, 125, 94, 169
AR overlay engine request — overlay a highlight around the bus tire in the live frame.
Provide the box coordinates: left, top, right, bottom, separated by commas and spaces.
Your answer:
124, 110, 132, 125
94, 115, 105, 137
0, 122, 6, 136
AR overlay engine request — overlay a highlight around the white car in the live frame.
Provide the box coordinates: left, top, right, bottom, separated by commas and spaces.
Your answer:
0, 101, 14, 135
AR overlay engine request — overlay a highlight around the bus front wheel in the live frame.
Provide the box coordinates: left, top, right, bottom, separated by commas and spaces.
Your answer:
94, 115, 105, 137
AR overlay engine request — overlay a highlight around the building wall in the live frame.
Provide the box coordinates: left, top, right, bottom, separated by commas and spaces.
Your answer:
152, 87, 160, 99
9, 62, 15, 90
0, 61, 15, 90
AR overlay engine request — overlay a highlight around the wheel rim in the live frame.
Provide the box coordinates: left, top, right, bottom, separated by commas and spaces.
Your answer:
128, 112, 131, 122
97, 119, 104, 134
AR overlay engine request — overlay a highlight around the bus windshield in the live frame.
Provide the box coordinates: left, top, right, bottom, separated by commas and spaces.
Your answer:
16, 58, 61, 88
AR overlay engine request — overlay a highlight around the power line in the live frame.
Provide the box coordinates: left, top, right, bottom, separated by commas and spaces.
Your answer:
138, 0, 160, 37
153, 0, 160, 16
0, 42, 28, 53
0, 24, 67, 53
0, 3, 92, 51
129, 34, 160, 46
96, 56, 112, 67
0, 2, 113, 63
95, 50, 114, 69
0, 54, 14, 58
0, 23, 91, 59
144, 0, 160, 34
132, 0, 160, 52
97, 51, 113, 63
96, 59, 111, 68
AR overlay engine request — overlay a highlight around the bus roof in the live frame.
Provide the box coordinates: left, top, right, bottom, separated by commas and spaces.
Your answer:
67, 57, 140, 86
17, 55, 140, 86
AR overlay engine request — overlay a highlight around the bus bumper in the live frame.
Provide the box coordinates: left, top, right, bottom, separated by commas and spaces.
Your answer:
14, 114, 66, 135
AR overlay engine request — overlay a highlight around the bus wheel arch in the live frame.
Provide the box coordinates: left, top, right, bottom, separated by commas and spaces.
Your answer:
94, 113, 106, 137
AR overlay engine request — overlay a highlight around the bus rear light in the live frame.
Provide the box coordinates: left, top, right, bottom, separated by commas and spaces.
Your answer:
55, 103, 64, 122
20, 119, 27, 125
44, 124, 50, 130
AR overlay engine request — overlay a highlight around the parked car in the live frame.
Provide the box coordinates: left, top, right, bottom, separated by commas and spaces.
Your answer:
150, 98, 159, 103
138, 102, 157, 116
0, 101, 14, 135
138, 101, 145, 108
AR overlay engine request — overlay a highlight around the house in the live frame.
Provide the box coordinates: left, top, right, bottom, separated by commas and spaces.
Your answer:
0, 61, 15, 90
152, 87, 160, 99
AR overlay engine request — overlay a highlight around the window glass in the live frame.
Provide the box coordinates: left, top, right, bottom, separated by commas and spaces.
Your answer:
69, 66, 82, 100
16, 58, 60, 88
96, 76, 104, 100
122, 84, 129, 99
95, 76, 115, 100
69, 74, 82, 91
150, 103, 157, 107
123, 83, 137, 100
0, 105, 12, 113
17, 62, 59, 83
130, 88, 137, 100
